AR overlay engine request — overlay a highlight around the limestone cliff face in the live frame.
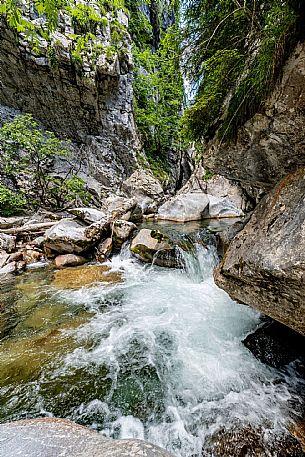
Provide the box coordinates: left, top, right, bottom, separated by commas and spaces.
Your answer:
203, 41, 305, 201
0, 8, 138, 190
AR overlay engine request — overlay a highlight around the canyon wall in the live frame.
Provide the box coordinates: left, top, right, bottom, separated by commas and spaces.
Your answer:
203, 41, 305, 201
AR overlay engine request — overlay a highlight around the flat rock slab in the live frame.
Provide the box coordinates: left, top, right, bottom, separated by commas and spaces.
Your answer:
0, 418, 173, 457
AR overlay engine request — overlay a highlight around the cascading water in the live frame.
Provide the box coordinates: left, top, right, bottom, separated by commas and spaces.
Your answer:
0, 222, 304, 456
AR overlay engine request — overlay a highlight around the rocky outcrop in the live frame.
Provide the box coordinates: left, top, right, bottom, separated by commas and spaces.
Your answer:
0, 4, 138, 191
157, 192, 243, 222
203, 41, 305, 200
215, 168, 305, 336
0, 418, 173, 457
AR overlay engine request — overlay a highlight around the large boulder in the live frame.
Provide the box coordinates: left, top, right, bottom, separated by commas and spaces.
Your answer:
130, 229, 182, 268
158, 193, 209, 222
44, 219, 93, 254
180, 165, 250, 211
215, 168, 305, 336
157, 192, 242, 222
103, 196, 143, 222
0, 418, 174, 457
122, 169, 164, 200
207, 195, 243, 218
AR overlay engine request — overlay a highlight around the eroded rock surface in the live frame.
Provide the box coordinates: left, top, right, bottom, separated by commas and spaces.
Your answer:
204, 41, 305, 199
215, 167, 305, 336
0, 418, 174, 457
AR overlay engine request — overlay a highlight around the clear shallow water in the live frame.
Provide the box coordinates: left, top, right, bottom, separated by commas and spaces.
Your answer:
0, 222, 304, 456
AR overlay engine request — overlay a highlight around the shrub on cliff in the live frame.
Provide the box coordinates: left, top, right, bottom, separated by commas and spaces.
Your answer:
182, 0, 302, 142
0, 114, 90, 215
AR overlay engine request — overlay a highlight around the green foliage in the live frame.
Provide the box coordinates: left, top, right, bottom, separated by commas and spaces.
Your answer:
126, 0, 184, 177
0, 185, 27, 217
183, 0, 301, 142
202, 169, 214, 182
0, 114, 90, 213
0, 0, 128, 68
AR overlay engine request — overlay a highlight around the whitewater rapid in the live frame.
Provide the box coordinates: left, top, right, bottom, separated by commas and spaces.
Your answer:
53, 238, 304, 456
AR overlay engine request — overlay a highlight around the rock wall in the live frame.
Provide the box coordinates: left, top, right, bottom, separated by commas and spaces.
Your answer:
203, 41, 305, 201
215, 167, 305, 336
0, 8, 138, 190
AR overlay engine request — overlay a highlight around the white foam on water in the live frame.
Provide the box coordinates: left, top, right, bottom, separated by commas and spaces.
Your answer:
55, 242, 304, 456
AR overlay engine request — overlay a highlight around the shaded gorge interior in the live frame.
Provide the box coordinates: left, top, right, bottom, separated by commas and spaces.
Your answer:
0, 221, 304, 456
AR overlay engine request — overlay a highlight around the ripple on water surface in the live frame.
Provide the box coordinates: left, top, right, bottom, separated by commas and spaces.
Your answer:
0, 222, 304, 457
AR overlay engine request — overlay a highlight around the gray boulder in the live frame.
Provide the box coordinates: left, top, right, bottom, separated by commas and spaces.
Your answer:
122, 169, 164, 200
207, 195, 244, 219
0, 251, 9, 268
0, 418, 174, 457
158, 193, 209, 222
44, 219, 93, 254
130, 229, 182, 268
215, 167, 305, 336
112, 220, 136, 246
69, 207, 107, 224
103, 196, 143, 222
0, 261, 16, 276
0, 233, 16, 253
157, 192, 242, 222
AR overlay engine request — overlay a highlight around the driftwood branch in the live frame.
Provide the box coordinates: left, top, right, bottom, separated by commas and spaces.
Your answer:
0, 222, 56, 235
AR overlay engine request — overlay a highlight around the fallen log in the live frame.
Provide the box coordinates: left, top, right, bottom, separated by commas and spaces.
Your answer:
0, 221, 57, 235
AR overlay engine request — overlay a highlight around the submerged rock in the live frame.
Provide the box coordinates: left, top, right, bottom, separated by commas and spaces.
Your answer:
203, 426, 305, 457
52, 265, 122, 289
44, 219, 93, 254
243, 320, 305, 369
130, 229, 182, 268
0, 418, 174, 457
215, 168, 305, 336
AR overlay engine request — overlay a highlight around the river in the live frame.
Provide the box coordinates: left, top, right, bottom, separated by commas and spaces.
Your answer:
0, 221, 304, 456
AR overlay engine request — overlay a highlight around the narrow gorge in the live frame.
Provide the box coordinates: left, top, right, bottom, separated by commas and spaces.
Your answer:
0, 1, 305, 456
